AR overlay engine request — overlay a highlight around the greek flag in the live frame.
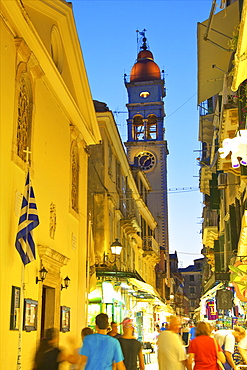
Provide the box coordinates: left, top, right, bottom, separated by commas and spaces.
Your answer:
15, 171, 40, 265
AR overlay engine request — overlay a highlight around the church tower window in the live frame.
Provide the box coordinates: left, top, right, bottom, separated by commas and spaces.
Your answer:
133, 115, 144, 140
71, 142, 79, 213
16, 71, 33, 163
147, 114, 157, 140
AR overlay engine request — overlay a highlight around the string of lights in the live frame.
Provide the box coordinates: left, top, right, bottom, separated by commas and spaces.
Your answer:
168, 187, 198, 193
166, 92, 197, 120
174, 251, 236, 255
170, 251, 202, 255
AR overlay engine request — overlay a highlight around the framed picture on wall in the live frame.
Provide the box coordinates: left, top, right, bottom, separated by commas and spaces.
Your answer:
23, 299, 38, 331
60, 306, 70, 332
10, 286, 21, 330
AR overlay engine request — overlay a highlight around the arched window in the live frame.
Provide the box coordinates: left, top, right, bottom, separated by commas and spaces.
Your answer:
16, 70, 33, 162
71, 142, 79, 213
147, 114, 157, 140
133, 115, 144, 140
50, 25, 63, 73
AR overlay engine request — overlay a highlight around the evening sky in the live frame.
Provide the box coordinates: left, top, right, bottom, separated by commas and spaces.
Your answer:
71, 0, 215, 267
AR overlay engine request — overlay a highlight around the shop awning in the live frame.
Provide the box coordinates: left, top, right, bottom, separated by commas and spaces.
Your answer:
201, 282, 223, 300
231, 0, 247, 91
197, 1, 239, 104
128, 278, 174, 314
96, 268, 145, 282
88, 287, 102, 303
129, 278, 162, 299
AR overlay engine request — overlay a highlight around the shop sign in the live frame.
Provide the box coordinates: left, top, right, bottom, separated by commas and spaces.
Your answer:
229, 261, 247, 301
216, 289, 233, 310
102, 282, 114, 303
102, 282, 123, 304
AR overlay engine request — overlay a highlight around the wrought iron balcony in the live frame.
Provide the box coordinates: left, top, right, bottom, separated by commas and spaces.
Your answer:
202, 208, 218, 228
143, 236, 159, 257
120, 197, 141, 234
202, 208, 219, 249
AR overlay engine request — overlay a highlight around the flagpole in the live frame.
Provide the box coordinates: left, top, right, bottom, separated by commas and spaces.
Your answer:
16, 147, 31, 369
16, 263, 25, 370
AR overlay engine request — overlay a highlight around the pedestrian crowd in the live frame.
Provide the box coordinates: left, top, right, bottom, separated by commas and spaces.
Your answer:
156, 316, 247, 370
32, 313, 247, 370
32, 313, 144, 370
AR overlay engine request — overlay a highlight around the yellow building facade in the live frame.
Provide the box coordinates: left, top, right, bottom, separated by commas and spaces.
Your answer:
198, 0, 247, 321
0, 1, 101, 369
87, 102, 172, 341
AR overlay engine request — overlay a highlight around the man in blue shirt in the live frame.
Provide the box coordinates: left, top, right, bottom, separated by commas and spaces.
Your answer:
189, 323, 196, 340
78, 313, 126, 370
160, 323, 166, 331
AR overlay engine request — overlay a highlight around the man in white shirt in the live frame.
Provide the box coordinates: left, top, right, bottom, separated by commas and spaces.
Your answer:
214, 326, 245, 370
158, 316, 187, 370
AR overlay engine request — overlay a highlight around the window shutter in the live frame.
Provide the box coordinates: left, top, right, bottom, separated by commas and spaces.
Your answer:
238, 81, 247, 130
165, 285, 170, 300
214, 239, 221, 272
210, 173, 220, 209
235, 198, 241, 236
229, 204, 238, 252
214, 235, 224, 271
241, 164, 247, 177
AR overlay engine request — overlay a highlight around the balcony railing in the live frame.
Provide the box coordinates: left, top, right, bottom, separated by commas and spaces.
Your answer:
202, 207, 218, 248
202, 208, 218, 228
143, 236, 159, 257
199, 99, 214, 116
120, 197, 139, 219
120, 197, 141, 233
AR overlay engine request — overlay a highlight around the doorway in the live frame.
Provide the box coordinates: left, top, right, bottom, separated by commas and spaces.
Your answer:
40, 285, 56, 338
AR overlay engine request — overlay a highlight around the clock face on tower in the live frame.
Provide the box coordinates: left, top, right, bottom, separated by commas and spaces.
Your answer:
137, 151, 156, 171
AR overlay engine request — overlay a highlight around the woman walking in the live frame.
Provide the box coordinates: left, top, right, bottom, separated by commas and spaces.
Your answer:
188, 321, 226, 370
33, 328, 77, 370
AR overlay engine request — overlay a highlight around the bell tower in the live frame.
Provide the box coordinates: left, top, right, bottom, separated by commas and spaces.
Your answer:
124, 30, 170, 298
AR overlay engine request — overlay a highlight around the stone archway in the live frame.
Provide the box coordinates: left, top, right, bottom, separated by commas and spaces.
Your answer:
37, 245, 69, 337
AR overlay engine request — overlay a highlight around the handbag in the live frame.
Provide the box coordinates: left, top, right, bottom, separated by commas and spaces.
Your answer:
214, 338, 225, 370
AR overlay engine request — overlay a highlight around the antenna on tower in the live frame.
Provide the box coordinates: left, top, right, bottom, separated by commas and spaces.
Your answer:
136, 29, 148, 55
136, 29, 139, 56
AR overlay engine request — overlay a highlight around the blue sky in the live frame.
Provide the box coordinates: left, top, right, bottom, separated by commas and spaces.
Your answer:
71, 0, 213, 267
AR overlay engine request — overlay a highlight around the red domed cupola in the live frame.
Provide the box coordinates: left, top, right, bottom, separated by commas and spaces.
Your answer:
137, 50, 154, 60
130, 33, 161, 83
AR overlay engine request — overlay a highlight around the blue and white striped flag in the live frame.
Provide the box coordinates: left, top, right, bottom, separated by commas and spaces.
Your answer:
15, 171, 40, 265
